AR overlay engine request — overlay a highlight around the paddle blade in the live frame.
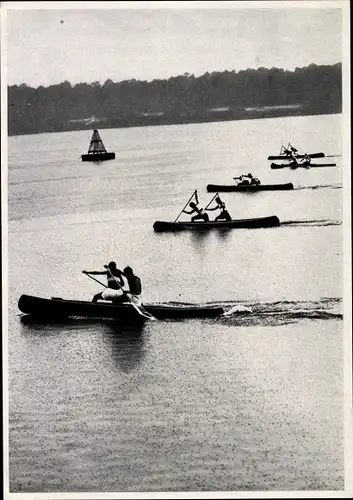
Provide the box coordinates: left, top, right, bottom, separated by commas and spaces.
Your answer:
128, 294, 157, 321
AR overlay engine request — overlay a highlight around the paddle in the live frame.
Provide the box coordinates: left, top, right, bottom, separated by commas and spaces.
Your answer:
83, 271, 108, 289
104, 265, 157, 321
174, 190, 198, 223
204, 193, 218, 211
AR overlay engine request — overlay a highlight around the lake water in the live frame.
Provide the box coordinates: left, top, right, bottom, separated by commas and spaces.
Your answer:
6, 114, 345, 493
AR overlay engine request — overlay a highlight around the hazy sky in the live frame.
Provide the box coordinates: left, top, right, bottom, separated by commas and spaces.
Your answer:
4, 2, 343, 88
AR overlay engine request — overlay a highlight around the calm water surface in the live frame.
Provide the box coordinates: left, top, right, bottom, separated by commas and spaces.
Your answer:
7, 115, 344, 492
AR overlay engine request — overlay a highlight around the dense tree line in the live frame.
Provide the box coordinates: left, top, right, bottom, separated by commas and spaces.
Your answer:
8, 63, 341, 136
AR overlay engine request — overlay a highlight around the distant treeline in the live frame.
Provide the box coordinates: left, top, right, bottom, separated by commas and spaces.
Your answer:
8, 63, 341, 136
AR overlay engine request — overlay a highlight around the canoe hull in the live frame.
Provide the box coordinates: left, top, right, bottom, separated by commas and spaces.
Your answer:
153, 216, 280, 232
81, 152, 115, 162
267, 152, 325, 160
206, 183, 294, 192
18, 295, 224, 320
270, 162, 336, 169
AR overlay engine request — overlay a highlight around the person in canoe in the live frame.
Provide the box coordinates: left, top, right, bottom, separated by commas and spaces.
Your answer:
234, 174, 250, 185
83, 261, 126, 303
248, 173, 260, 185
284, 143, 298, 154
182, 201, 209, 222
300, 153, 311, 168
285, 143, 299, 167
235, 173, 260, 186
205, 196, 232, 221
288, 150, 299, 168
122, 266, 142, 303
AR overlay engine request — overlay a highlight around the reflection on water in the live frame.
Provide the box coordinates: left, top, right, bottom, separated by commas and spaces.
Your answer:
19, 315, 145, 330
189, 228, 210, 246
214, 228, 233, 241
19, 314, 146, 374
19, 315, 83, 337
101, 322, 146, 373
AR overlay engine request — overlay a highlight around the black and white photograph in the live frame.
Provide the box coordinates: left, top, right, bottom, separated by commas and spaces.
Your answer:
1, 1, 352, 498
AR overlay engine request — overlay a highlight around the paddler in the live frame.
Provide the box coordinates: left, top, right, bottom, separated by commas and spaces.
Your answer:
244, 173, 254, 185
83, 261, 126, 303
122, 266, 142, 303
300, 153, 311, 168
247, 173, 260, 185
236, 173, 260, 185
205, 196, 232, 221
182, 201, 209, 222
289, 150, 299, 168
235, 174, 251, 185
283, 143, 298, 156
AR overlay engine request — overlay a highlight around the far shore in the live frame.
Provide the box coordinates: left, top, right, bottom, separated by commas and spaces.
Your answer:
8, 107, 341, 138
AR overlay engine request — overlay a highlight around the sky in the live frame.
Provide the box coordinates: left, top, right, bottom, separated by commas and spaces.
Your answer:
3, 1, 343, 88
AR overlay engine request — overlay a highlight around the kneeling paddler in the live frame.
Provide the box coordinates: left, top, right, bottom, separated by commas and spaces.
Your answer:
206, 196, 232, 221
122, 266, 142, 303
182, 201, 209, 222
83, 261, 126, 303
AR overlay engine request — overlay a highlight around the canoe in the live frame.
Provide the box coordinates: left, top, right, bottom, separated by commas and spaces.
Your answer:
153, 216, 280, 232
18, 294, 224, 320
206, 183, 294, 192
270, 162, 336, 170
267, 152, 325, 160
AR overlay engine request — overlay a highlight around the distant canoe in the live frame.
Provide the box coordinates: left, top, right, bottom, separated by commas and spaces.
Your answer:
268, 152, 325, 160
206, 183, 294, 192
270, 162, 336, 170
81, 129, 115, 162
153, 216, 280, 232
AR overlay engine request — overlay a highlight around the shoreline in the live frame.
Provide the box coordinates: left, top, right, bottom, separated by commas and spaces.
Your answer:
8, 108, 341, 138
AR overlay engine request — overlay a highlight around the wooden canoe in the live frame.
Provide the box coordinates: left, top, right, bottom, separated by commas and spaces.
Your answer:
267, 152, 325, 160
18, 295, 224, 321
206, 183, 294, 192
153, 216, 280, 232
270, 162, 336, 169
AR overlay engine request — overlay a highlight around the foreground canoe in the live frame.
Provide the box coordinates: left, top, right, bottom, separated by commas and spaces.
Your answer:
153, 216, 280, 232
270, 162, 336, 169
206, 183, 294, 192
18, 295, 224, 320
268, 152, 325, 160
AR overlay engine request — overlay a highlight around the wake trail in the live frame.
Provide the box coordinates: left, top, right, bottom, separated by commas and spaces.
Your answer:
280, 219, 342, 228
295, 184, 342, 191
202, 297, 342, 326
